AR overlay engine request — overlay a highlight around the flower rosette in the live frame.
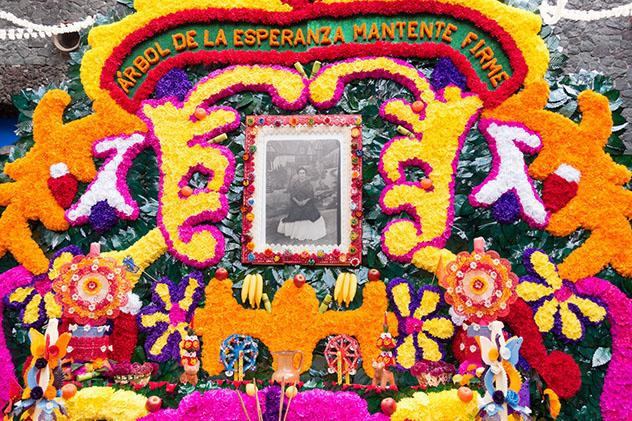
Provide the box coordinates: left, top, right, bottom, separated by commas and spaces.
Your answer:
440, 250, 518, 325
138, 272, 204, 362
387, 279, 454, 369
52, 253, 131, 325
517, 249, 606, 341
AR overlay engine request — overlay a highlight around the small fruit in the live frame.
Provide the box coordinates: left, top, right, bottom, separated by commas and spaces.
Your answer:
368, 268, 381, 282
420, 178, 433, 190
180, 186, 193, 197
285, 385, 298, 399
457, 386, 473, 403
293, 274, 306, 287
215, 267, 229, 280
411, 100, 425, 114
145, 396, 162, 412
380, 397, 397, 415
194, 107, 208, 120
245, 383, 257, 397
61, 383, 77, 400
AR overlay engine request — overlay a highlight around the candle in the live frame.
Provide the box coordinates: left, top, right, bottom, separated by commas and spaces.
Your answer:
337, 351, 342, 385
238, 351, 244, 381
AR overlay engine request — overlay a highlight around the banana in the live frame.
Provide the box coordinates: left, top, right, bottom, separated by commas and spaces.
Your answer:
262, 293, 272, 313
241, 275, 251, 304
334, 273, 344, 304
248, 273, 258, 308
254, 274, 263, 308
346, 273, 357, 306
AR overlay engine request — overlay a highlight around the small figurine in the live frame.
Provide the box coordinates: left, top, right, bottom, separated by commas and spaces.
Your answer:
371, 360, 396, 389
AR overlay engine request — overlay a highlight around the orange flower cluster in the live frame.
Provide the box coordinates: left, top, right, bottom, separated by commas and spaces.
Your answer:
0, 91, 144, 275
194, 277, 397, 378
485, 81, 632, 281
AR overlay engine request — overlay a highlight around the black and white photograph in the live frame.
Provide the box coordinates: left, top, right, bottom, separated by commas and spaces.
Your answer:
265, 138, 341, 247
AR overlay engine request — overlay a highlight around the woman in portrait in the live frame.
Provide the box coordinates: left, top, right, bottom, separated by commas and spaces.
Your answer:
277, 167, 327, 241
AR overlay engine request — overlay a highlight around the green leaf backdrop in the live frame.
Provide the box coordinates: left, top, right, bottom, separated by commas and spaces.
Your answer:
1, 3, 630, 419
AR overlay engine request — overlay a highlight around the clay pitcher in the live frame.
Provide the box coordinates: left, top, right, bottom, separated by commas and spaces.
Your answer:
271, 350, 303, 384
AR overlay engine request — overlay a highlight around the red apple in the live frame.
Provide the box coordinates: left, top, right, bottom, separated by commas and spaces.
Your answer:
146, 396, 162, 413
61, 383, 77, 400
368, 269, 381, 282
215, 267, 229, 280
380, 397, 397, 415
293, 274, 306, 287
457, 386, 473, 403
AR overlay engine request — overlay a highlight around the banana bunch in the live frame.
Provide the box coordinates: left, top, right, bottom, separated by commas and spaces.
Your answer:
241, 274, 263, 309
333, 272, 358, 307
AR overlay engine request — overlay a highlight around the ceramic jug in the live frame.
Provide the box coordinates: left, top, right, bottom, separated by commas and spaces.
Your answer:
271, 350, 303, 384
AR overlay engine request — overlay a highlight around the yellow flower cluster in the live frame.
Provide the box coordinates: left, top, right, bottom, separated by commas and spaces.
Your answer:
61, 387, 148, 421
391, 389, 480, 421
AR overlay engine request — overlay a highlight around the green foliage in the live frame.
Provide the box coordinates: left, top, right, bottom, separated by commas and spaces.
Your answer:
1, 6, 630, 421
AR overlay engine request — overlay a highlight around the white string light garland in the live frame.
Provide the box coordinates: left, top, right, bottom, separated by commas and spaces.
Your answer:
0, 2, 630, 42
0, 10, 95, 41
540, 0, 632, 25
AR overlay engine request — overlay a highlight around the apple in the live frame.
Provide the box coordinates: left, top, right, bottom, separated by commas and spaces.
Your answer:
368, 269, 381, 282
420, 178, 433, 190
293, 274, 306, 287
457, 386, 473, 403
145, 396, 163, 413
411, 100, 425, 114
180, 185, 193, 197
380, 397, 397, 415
215, 267, 229, 280
61, 383, 77, 400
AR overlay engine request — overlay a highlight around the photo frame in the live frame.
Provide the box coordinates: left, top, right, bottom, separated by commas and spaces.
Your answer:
242, 115, 363, 266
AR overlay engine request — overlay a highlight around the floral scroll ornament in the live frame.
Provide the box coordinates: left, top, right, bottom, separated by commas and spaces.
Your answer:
517, 249, 606, 341
138, 272, 204, 362
440, 238, 518, 325
386, 279, 454, 369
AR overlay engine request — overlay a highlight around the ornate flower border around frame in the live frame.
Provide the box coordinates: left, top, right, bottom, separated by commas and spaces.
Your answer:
242, 114, 363, 266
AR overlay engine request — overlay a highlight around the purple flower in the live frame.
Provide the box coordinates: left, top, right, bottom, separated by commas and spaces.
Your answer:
154, 69, 192, 101
89, 200, 118, 233
491, 191, 521, 224
430, 58, 467, 91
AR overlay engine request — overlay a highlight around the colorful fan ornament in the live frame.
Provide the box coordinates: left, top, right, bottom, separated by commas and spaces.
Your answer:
440, 238, 518, 325
477, 321, 530, 420
138, 272, 204, 362
219, 334, 259, 379
324, 334, 361, 385
386, 279, 455, 369
517, 249, 607, 341
52, 243, 131, 325
10, 319, 70, 421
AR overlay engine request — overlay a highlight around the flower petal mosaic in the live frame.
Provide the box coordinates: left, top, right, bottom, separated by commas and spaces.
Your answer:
0, 0, 630, 420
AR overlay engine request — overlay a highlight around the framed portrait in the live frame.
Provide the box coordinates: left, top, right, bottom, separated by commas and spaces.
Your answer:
241, 115, 363, 266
